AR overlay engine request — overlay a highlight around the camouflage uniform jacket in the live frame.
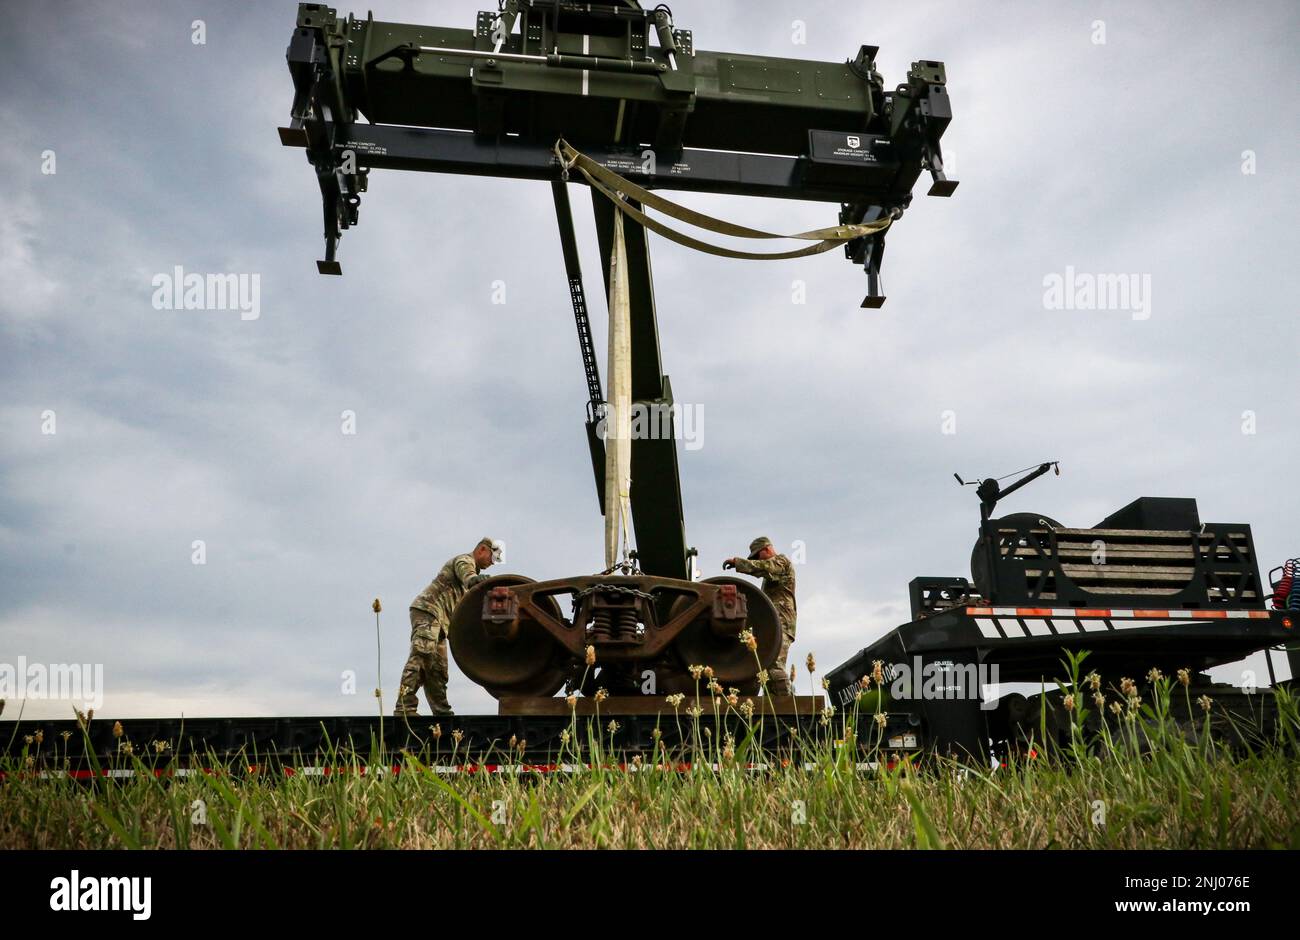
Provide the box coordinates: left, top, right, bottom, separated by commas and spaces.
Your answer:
732, 554, 797, 635
410, 553, 482, 640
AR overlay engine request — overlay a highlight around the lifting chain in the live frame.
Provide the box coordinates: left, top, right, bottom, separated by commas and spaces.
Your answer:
570, 582, 659, 614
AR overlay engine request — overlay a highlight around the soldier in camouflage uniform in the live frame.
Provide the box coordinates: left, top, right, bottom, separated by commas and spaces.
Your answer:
394, 537, 500, 717
725, 536, 796, 696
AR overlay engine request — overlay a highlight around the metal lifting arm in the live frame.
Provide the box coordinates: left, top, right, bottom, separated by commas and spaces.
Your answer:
552, 181, 610, 517
279, 2, 956, 303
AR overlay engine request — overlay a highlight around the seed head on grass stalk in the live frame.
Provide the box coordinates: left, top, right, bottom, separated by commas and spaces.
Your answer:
372, 598, 384, 734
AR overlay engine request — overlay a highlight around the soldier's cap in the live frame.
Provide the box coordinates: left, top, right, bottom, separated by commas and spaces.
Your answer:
748, 536, 773, 559
476, 536, 504, 563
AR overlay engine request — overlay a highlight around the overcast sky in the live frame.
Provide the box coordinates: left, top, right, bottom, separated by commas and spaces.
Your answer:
2, 0, 1296, 721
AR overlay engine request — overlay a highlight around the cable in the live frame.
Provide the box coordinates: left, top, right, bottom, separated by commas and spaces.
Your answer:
994, 462, 1058, 482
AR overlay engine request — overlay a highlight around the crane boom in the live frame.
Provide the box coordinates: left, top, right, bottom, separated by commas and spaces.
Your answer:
279, 0, 956, 577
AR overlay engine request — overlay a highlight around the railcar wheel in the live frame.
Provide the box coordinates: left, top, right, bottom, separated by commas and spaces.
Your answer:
668, 576, 782, 683
448, 575, 567, 696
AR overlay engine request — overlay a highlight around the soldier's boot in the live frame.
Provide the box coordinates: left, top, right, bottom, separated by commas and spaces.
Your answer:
766, 670, 794, 697
764, 626, 796, 697
394, 646, 425, 717
423, 636, 454, 716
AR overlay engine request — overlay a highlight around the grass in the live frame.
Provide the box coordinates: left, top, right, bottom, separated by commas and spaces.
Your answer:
3, 656, 1299, 849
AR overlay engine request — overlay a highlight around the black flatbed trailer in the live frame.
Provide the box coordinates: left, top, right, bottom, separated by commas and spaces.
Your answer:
827, 604, 1296, 761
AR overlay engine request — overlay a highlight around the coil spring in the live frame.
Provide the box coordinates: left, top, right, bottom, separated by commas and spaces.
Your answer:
616, 608, 639, 638
1272, 558, 1298, 610
590, 608, 612, 638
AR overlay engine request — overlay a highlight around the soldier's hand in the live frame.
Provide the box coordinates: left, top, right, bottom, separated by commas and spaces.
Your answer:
722, 558, 736, 570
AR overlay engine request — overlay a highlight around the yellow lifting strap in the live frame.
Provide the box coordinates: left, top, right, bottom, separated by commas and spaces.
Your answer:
555, 139, 893, 261
604, 210, 634, 571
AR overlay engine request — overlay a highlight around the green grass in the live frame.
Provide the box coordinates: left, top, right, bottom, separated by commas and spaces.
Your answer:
3, 665, 1299, 849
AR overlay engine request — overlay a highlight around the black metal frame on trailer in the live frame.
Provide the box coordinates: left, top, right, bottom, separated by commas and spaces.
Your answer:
827, 605, 1296, 761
